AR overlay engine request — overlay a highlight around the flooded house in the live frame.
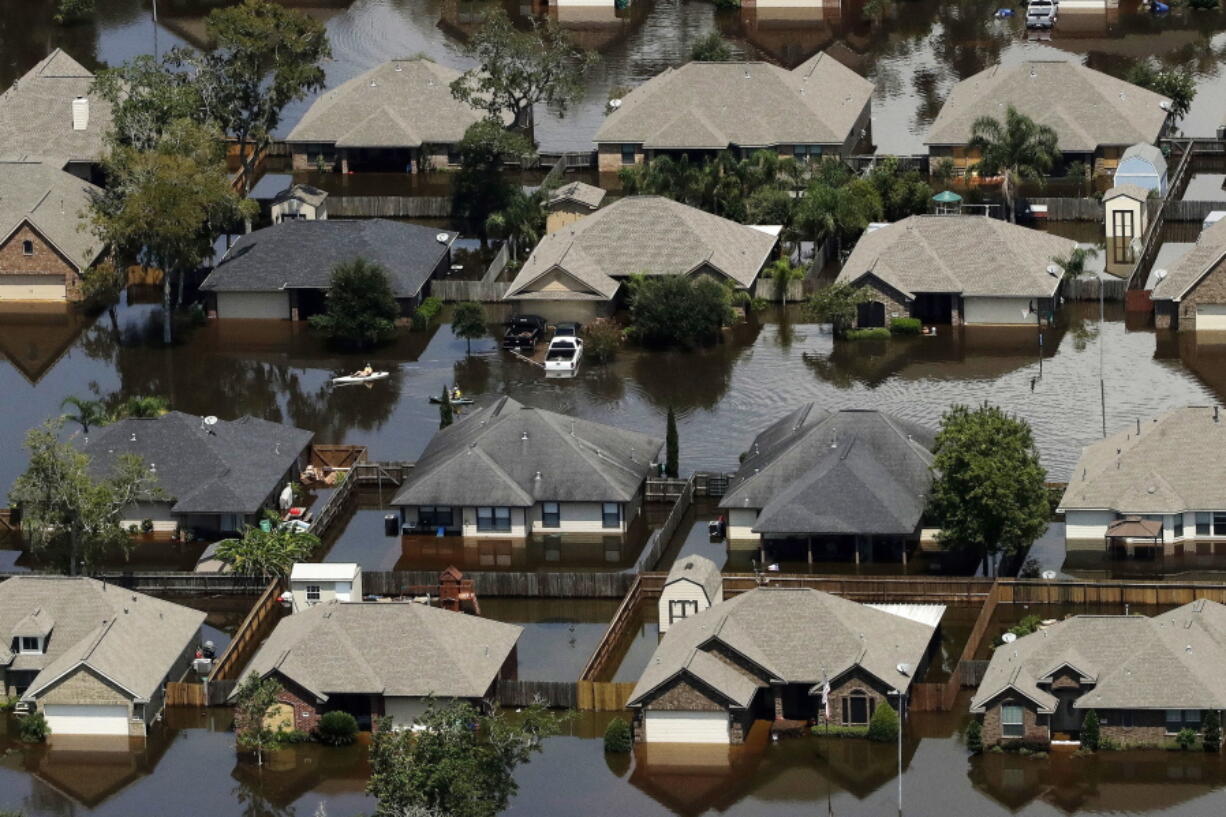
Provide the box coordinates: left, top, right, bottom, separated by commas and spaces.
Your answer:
545, 181, 606, 233
834, 215, 1076, 328
1059, 406, 1226, 566
284, 58, 498, 174
198, 219, 456, 320
390, 396, 662, 554
502, 195, 778, 323
593, 52, 873, 172
0, 576, 204, 737
1150, 219, 1226, 332
925, 60, 1172, 177
234, 600, 522, 729
0, 49, 112, 184
79, 411, 313, 537
626, 587, 941, 744
0, 161, 103, 303
719, 406, 935, 565
970, 599, 1226, 748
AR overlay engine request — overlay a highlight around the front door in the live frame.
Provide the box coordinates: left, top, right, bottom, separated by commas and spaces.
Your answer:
1052, 691, 1082, 735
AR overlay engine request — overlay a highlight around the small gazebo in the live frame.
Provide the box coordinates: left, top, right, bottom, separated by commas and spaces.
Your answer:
932, 189, 962, 215
1104, 515, 1163, 559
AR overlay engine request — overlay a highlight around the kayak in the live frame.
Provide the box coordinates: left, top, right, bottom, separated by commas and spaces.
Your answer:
429, 395, 475, 405
332, 371, 389, 385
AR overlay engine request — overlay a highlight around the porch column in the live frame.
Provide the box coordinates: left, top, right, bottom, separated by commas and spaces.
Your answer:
340, 153, 350, 174
807, 539, 813, 567
901, 538, 907, 567
772, 682, 784, 721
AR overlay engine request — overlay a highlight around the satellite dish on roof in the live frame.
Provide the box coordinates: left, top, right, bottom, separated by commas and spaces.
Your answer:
896, 663, 912, 676
609, 98, 622, 109
204, 416, 218, 426
436, 232, 450, 243
1002, 632, 1018, 644
1042, 570, 1058, 580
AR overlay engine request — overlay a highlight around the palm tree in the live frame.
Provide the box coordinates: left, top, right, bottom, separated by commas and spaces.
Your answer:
764, 258, 807, 306
116, 395, 170, 420
61, 396, 108, 435
485, 189, 544, 262
968, 105, 1060, 223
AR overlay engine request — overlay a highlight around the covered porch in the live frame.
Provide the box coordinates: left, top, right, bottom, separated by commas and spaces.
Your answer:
1104, 515, 1164, 561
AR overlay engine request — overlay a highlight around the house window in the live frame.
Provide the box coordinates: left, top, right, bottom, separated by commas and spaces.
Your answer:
306, 585, 321, 603
620, 144, 636, 165
541, 502, 560, 528
477, 506, 512, 532
668, 599, 698, 623
1214, 513, 1226, 536
1175, 514, 1184, 539
19, 636, 41, 654
1197, 513, 1211, 536
446, 147, 461, 165
1001, 703, 1025, 738
1118, 710, 1134, 728
21, 240, 34, 255
793, 145, 822, 161
602, 503, 620, 529
842, 689, 874, 726
419, 506, 453, 529
1167, 709, 1185, 734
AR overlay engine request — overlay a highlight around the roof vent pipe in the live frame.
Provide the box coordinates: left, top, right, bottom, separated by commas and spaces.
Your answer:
1136, 418, 1141, 435
1216, 406, 1220, 423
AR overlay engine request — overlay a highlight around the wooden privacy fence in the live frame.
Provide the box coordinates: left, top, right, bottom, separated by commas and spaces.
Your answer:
1161, 200, 1226, 223
498, 680, 578, 709
363, 569, 636, 598
1027, 197, 1103, 221
328, 195, 451, 218
165, 681, 206, 708
431, 280, 510, 302
581, 575, 647, 682
1061, 276, 1125, 302
309, 469, 358, 541
309, 444, 367, 471
997, 578, 1226, 605
635, 480, 694, 573
0, 572, 271, 594
577, 681, 636, 712
645, 477, 688, 502
723, 574, 995, 603
208, 577, 284, 684
352, 461, 413, 487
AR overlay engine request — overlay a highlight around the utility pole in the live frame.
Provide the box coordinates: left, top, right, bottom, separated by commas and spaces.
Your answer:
1099, 275, 1107, 438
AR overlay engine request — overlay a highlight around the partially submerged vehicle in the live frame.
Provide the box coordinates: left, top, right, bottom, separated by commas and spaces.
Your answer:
502, 314, 546, 351
1026, 0, 1057, 28
544, 334, 583, 375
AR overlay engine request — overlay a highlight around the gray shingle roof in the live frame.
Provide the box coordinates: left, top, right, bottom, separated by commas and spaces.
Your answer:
285, 59, 496, 148
238, 601, 522, 701
0, 576, 204, 703
628, 588, 939, 707
720, 407, 935, 536
505, 196, 778, 301
273, 183, 328, 208
199, 219, 456, 298
834, 215, 1075, 299
548, 181, 606, 211
925, 60, 1170, 153
1151, 218, 1226, 301
1104, 184, 1151, 203
0, 160, 102, 271
1121, 142, 1167, 171
971, 600, 1226, 713
595, 53, 872, 149
0, 49, 113, 166
392, 396, 662, 508
1059, 406, 1226, 514
80, 411, 313, 515
665, 554, 722, 603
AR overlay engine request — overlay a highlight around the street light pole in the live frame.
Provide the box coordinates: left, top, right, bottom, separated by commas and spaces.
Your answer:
1099, 275, 1107, 438
151, 0, 159, 58
892, 689, 905, 817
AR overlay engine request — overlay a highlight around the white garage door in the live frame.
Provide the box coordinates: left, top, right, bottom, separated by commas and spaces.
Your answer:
44, 704, 130, 736
1197, 303, 1226, 331
644, 711, 729, 744
0, 274, 66, 301
963, 297, 1033, 325
217, 291, 289, 319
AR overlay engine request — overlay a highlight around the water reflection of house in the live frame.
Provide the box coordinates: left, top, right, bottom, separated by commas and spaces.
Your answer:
0, 302, 90, 383
720, 407, 935, 565
19, 729, 176, 809
154, 1, 352, 50
391, 396, 663, 562
726, 0, 842, 69
836, 216, 1077, 328
925, 60, 1172, 177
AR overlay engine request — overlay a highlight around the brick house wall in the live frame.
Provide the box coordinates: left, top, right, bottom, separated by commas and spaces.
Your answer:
274, 678, 321, 733
0, 222, 83, 301
980, 696, 1050, 746
1170, 256, 1226, 332
818, 669, 893, 727
1098, 708, 1169, 746
36, 666, 144, 736
633, 674, 733, 743
853, 275, 911, 328
597, 144, 643, 173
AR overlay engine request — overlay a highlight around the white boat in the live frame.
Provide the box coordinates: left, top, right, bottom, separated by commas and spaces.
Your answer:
331, 371, 389, 385
544, 335, 583, 374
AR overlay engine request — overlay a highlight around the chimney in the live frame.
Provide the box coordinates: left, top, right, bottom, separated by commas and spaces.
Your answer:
72, 96, 89, 131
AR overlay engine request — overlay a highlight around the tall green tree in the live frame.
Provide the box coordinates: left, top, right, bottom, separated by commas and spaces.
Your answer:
928, 403, 1050, 575
764, 258, 806, 306
453, 120, 534, 245
626, 274, 734, 349
438, 387, 454, 429
309, 258, 401, 348
665, 407, 679, 478
1126, 60, 1196, 122
60, 396, 108, 435
802, 282, 869, 338
1082, 709, 1101, 750
1203, 709, 1221, 752
92, 54, 206, 150
114, 395, 171, 420
187, 0, 331, 225
450, 8, 596, 137
689, 32, 734, 62
9, 420, 161, 575
232, 672, 285, 766
450, 301, 487, 355
367, 700, 567, 817
484, 188, 545, 261
1052, 246, 1099, 281
968, 105, 1060, 223
215, 514, 320, 577
868, 156, 933, 222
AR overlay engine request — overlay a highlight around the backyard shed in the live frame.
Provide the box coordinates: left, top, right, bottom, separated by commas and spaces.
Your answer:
1104, 185, 1148, 243
1112, 143, 1167, 196
657, 554, 722, 633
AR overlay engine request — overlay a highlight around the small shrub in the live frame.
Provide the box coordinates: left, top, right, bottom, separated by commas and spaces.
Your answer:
1018, 557, 1041, 579
603, 717, 632, 753
316, 711, 359, 746
277, 728, 312, 744
966, 719, 983, 754
0, 696, 17, 713
19, 712, 50, 743
128, 523, 139, 533
585, 318, 624, 364
1017, 746, 1033, 757
140, 519, 154, 534
1203, 709, 1221, 752
867, 702, 899, 743
413, 296, 443, 330
889, 317, 922, 335
811, 724, 869, 738
988, 744, 1004, 753
1097, 735, 1120, 751
1081, 710, 1100, 751
1176, 728, 1197, 750
846, 327, 891, 340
